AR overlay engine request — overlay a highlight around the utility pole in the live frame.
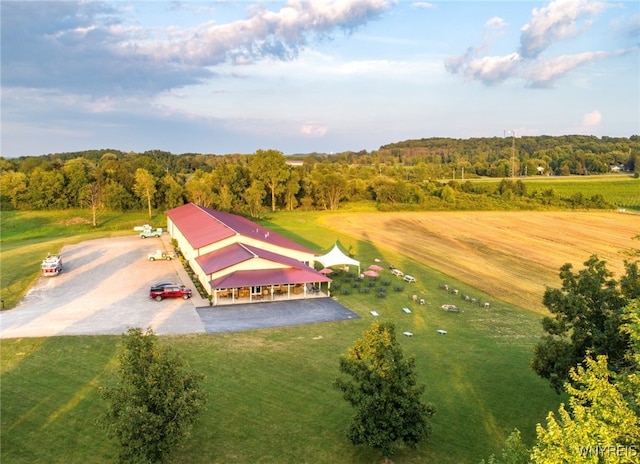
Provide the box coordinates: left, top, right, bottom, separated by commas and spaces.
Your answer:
504, 129, 516, 178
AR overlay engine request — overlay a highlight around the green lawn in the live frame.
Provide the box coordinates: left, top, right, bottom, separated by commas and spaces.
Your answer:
0, 209, 564, 463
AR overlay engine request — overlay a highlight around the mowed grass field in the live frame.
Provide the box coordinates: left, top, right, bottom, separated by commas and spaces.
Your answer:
322, 211, 639, 313
1, 206, 638, 463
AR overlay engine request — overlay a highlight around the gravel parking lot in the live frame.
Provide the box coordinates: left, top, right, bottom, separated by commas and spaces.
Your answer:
0, 235, 205, 338
0, 235, 358, 338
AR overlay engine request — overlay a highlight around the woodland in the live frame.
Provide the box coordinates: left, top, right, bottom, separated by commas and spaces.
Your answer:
1, 134, 638, 217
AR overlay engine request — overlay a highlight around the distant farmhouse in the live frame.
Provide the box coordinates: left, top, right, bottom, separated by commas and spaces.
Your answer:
166, 203, 332, 305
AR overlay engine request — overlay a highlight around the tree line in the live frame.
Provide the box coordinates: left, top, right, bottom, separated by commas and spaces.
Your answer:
1, 134, 638, 217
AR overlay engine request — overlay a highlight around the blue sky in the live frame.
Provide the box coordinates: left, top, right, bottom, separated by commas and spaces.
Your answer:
1, 0, 638, 157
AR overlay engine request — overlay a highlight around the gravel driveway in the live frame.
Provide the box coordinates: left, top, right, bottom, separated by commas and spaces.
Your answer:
0, 235, 358, 338
0, 235, 206, 338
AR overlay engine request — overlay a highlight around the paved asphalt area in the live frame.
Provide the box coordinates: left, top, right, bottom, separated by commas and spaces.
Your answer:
0, 235, 359, 338
197, 298, 359, 333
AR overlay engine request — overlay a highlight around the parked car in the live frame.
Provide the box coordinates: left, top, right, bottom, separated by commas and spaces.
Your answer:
403, 275, 417, 283
149, 284, 192, 301
148, 249, 175, 261
391, 268, 404, 277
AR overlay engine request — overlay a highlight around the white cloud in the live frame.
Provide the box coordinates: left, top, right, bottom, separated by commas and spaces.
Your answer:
140, 0, 392, 65
446, 0, 621, 87
445, 14, 509, 79
1, 0, 392, 97
581, 109, 602, 127
411, 2, 434, 10
464, 53, 521, 84
300, 123, 329, 137
524, 47, 634, 86
519, 0, 610, 59
524, 50, 607, 86
485, 16, 507, 29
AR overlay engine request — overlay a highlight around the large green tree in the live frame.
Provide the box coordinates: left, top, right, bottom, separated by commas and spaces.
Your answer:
284, 168, 301, 211
310, 164, 347, 210
133, 168, 157, 219
334, 321, 436, 462
62, 157, 92, 207
26, 167, 67, 209
532, 255, 638, 392
100, 328, 207, 464
242, 180, 266, 218
531, 302, 640, 463
249, 149, 289, 212
159, 173, 184, 210
185, 169, 216, 208
481, 303, 640, 464
0, 170, 27, 209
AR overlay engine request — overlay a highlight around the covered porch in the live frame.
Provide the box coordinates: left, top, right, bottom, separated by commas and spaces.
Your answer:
209, 268, 332, 306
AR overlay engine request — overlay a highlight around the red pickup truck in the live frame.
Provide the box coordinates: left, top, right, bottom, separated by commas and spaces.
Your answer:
149, 283, 192, 301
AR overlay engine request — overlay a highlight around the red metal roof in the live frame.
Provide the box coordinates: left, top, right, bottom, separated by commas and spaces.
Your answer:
196, 243, 315, 275
166, 203, 315, 253
166, 203, 234, 249
210, 267, 331, 289
195, 243, 255, 274
242, 244, 313, 268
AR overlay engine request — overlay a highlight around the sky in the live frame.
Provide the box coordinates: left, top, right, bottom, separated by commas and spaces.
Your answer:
1, 0, 639, 157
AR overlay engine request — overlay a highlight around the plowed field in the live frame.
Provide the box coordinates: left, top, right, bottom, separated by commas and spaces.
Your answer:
322, 211, 639, 312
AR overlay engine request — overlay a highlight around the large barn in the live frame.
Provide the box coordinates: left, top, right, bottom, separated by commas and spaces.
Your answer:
166, 203, 331, 305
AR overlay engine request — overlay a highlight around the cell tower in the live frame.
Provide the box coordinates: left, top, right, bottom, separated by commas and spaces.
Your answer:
504, 130, 516, 178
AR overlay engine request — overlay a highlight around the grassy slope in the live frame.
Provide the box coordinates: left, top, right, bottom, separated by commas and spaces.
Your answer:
1, 209, 568, 464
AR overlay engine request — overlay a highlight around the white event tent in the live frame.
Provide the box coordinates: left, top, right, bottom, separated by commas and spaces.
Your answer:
316, 243, 360, 274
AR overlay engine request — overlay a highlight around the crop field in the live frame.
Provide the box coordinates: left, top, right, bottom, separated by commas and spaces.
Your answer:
1, 207, 638, 464
321, 210, 639, 313
477, 175, 640, 211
